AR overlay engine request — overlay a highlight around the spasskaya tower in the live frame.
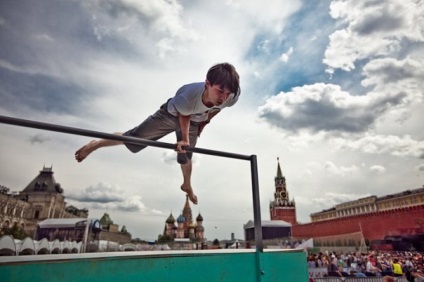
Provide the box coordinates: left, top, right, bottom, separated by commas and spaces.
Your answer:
269, 158, 297, 225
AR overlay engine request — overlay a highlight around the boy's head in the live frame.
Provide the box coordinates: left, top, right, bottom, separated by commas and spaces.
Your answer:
206, 63, 240, 97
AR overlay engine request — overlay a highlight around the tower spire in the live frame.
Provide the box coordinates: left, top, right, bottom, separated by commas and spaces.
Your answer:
276, 157, 283, 179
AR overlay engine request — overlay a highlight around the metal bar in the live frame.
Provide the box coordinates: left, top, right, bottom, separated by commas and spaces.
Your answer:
0, 115, 250, 160
0, 114, 264, 253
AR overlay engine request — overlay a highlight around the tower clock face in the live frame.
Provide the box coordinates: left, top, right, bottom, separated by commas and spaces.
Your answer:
280, 191, 287, 198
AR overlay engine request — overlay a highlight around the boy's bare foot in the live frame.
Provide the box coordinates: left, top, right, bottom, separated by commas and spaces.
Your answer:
181, 185, 198, 205
75, 140, 97, 162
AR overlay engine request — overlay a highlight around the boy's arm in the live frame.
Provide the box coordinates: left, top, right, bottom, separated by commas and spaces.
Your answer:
176, 114, 191, 152
198, 109, 221, 137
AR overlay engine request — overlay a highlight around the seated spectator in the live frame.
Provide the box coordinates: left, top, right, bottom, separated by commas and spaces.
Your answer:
365, 257, 381, 276
349, 270, 367, 278
393, 258, 404, 277
326, 258, 339, 277
381, 256, 394, 277
337, 265, 349, 277
409, 268, 424, 282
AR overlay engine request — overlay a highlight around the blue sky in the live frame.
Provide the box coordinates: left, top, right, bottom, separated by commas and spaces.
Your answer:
1, 0, 423, 241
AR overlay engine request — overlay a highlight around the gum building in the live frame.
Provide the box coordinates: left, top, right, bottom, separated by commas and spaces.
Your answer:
1, 166, 131, 245
0, 166, 88, 236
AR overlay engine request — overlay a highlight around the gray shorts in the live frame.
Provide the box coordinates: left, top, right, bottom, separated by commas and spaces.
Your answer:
123, 107, 199, 164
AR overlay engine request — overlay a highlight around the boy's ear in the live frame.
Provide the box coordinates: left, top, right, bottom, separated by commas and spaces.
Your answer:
205, 79, 211, 87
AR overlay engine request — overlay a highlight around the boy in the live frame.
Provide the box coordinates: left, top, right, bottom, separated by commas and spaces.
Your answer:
75, 63, 240, 205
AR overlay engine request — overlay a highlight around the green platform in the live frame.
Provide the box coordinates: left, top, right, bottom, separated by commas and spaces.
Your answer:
0, 249, 308, 282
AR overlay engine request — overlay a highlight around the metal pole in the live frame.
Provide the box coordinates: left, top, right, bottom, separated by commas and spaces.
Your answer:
0, 115, 250, 161
250, 155, 263, 252
250, 155, 264, 282
82, 219, 90, 253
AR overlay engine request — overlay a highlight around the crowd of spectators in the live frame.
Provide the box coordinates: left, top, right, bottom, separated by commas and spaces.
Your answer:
307, 250, 423, 281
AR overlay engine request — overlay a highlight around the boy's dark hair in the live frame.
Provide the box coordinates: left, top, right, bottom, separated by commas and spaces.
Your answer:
206, 63, 240, 97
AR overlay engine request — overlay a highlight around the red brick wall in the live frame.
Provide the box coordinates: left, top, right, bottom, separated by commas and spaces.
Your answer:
271, 208, 297, 225
292, 205, 424, 241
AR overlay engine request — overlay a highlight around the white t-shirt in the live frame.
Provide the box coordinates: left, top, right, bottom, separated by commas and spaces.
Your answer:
366, 261, 375, 272
167, 82, 238, 122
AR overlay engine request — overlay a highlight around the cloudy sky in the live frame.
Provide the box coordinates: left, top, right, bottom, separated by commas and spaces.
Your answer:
1, 0, 423, 241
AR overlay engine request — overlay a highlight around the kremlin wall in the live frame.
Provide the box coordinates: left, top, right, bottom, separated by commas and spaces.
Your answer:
269, 159, 424, 251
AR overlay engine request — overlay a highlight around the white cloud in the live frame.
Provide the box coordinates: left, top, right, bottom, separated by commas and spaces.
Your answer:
369, 165, 386, 174
67, 182, 125, 203
28, 134, 50, 145
416, 164, 424, 172
115, 195, 147, 212
226, 0, 301, 33
324, 161, 359, 176
306, 192, 370, 211
280, 47, 294, 63
333, 134, 424, 157
257, 83, 405, 134
362, 57, 424, 104
325, 0, 424, 73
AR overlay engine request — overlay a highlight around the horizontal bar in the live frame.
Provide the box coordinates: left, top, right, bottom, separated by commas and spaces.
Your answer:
0, 114, 263, 256
0, 115, 251, 161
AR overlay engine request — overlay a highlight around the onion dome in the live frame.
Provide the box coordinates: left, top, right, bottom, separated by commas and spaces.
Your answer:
177, 214, 186, 223
196, 213, 203, 222
166, 213, 175, 224
189, 222, 195, 229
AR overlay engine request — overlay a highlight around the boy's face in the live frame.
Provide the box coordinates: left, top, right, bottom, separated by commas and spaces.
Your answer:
205, 80, 231, 106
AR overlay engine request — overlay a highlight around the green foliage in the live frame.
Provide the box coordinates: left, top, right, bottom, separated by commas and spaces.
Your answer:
157, 234, 173, 244
1, 222, 28, 240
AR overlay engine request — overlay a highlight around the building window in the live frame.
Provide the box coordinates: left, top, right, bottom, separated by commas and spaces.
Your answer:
2, 220, 10, 228
34, 210, 40, 219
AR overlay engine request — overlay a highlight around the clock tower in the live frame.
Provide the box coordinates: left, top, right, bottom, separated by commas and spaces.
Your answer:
269, 158, 297, 225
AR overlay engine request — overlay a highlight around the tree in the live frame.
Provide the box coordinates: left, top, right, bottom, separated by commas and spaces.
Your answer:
212, 239, 220, 246
0, 185, 10, 194
1, 222, 27, 240
157, 235, 173, 244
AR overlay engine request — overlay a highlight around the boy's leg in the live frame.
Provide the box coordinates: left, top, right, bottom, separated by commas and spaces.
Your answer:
75, 107, 178, 162
75, 132, 124, 162
177, 122, 199, 204
123, 108, 177, 153
180, 161, 197, 204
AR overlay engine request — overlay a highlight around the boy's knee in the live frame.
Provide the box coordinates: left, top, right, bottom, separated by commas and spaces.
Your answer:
177, 153, 192, 164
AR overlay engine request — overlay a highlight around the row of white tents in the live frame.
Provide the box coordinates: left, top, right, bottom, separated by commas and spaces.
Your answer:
0, 235, 172, 256
0, 235, 82, 256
